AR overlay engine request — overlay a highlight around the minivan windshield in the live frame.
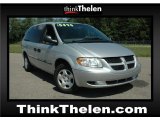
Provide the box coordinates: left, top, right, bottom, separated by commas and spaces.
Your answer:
55, 23, 112, 43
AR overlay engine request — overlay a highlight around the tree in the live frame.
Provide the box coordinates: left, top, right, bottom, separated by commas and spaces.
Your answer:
67, 17, 151, 43
45, 18, 53, 22
9, 17, 151, 44
9, 18, 21, 43
9, 18, 35, 43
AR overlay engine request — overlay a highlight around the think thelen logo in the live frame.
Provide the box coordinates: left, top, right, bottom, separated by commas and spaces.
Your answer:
64, 5, 102, 15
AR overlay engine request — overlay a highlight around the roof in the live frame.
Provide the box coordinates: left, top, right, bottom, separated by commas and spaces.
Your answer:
35, 22, 82, 26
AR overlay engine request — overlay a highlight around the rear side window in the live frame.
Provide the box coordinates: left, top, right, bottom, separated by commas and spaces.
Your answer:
24, 25, 45, 43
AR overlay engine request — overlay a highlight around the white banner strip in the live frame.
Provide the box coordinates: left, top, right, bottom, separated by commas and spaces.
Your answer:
1, 0, 160, 3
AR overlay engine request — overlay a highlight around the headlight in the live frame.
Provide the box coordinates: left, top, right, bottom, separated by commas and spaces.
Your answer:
76, 57, 103, 68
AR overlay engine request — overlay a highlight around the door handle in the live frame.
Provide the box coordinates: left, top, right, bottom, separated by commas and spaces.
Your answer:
34, 48, 37, 51
37, 49, 41, 53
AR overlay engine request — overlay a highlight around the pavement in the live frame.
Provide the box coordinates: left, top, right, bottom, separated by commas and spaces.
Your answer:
9, 53, 151, 99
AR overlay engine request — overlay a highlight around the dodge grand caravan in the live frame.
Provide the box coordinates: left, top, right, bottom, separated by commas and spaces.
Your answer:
22, 22, 141, 93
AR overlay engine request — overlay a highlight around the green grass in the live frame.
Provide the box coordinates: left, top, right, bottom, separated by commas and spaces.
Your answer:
123, 44, 151, 57
9, 42, 22, 53
9, 42, 151, 57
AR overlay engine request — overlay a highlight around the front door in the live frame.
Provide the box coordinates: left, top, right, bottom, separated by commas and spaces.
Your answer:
35, 24, 58, 74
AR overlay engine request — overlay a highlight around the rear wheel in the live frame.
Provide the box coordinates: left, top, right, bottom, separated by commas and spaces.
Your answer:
54, 64, 78, 93
23, 54, 32, 72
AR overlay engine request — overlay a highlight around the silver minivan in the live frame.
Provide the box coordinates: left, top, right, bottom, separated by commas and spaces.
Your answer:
22, 22, 141, 93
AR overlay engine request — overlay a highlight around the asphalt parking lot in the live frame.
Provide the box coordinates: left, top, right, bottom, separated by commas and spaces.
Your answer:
9, 53, 151, 99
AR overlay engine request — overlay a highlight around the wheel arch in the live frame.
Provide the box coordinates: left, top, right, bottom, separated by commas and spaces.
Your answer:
55, 58, 72, 69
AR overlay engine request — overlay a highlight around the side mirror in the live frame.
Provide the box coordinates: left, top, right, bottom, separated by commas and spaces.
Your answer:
44, 35, 57, 44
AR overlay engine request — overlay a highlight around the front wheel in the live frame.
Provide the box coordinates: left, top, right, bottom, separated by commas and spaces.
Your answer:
54, 64, 78, 93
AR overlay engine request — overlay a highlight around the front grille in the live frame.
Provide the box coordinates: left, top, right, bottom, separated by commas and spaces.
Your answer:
106, 77, 133, 85
112, 65, 124, 70
124, 55, 134, 62
104, 57, 121, 63
127, 63, 135, 69
104, 55, 135, 71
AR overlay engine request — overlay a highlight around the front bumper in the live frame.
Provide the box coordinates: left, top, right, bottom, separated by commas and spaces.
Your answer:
73, 63, 141, 88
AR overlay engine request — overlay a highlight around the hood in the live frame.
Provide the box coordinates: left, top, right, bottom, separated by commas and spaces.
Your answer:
67, 43, 134, 57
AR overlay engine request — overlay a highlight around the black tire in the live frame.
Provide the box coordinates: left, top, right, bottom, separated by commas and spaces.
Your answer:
23, 54, 32, 72
54, 64, 78, 93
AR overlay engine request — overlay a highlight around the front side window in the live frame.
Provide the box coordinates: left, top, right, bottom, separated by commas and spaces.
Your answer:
44, 24, 56, 40
55, 23, 112, 43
